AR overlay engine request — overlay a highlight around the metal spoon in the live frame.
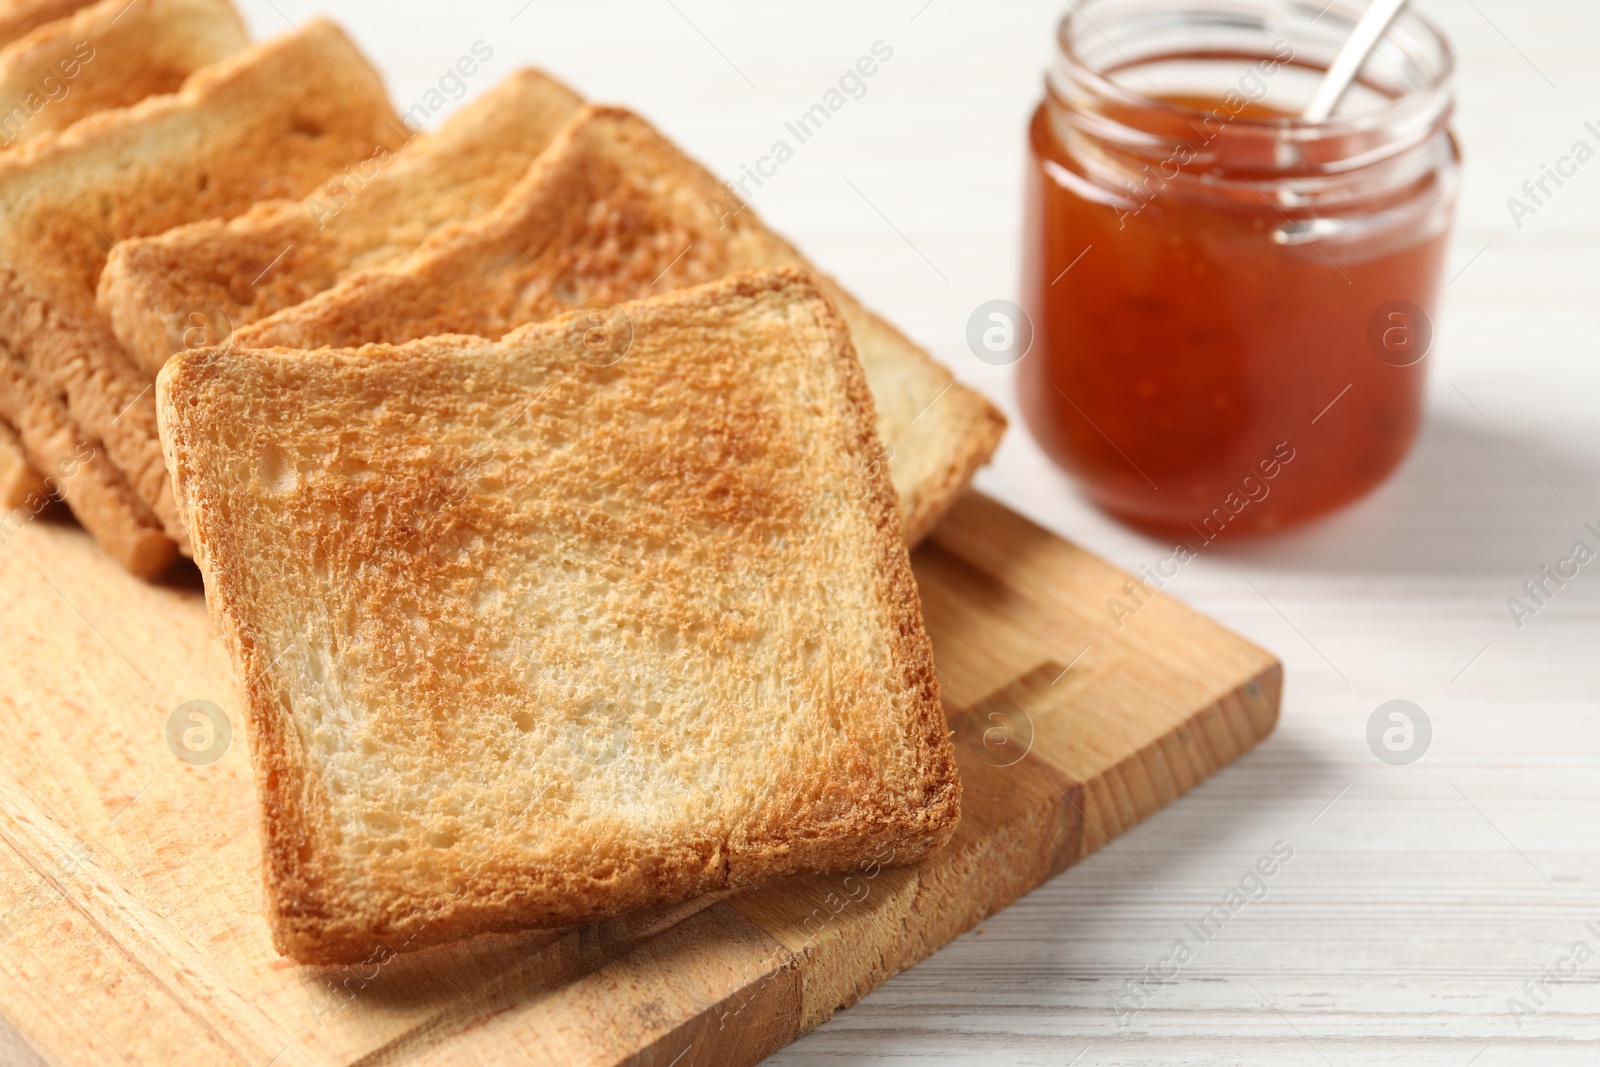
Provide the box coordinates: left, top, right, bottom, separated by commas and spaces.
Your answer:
1302, 0, 1412, 121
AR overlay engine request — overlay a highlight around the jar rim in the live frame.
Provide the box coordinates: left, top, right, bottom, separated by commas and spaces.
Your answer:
1053, 0, 1456, 133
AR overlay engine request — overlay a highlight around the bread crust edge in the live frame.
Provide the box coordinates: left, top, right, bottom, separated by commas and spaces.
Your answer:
160, 269, 962, 965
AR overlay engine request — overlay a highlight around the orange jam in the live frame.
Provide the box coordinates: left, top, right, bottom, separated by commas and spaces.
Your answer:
1018, 4, 1459, 538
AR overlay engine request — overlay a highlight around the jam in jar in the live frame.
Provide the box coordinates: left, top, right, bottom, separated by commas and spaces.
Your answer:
1019, 0, 1459, 537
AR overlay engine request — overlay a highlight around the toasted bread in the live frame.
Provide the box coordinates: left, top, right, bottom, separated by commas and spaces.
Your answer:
100, 67, 583, 378
0, 0, 93, 48
0, 0, 247, 149
0, 348, 174, 573
0, 0, 246, 510
235, 105, 1006, 544
0, 414, 43, 509
0, 19, 403, 568
157, 268, 961, 964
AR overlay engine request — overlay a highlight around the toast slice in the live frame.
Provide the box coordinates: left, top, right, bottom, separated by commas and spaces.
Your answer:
157, 268, 962, 964
0, 348, 173, 573
0, 414, 43, 509
0, 0, 248, 149
0, 0, 93, 48
0, 0, 245, 509
0, 19, 404, 567
234, 105, 1007, 545
100, 67, 583, 378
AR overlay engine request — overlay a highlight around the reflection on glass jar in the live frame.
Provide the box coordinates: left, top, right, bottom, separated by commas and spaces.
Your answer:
1019, 0, 1459, 538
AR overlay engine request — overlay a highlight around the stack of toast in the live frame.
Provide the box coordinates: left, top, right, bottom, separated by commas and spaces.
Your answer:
0, 0, 246, 515
5, 1, 1008, 964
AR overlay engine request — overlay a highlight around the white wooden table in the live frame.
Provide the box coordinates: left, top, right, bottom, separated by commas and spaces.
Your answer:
226, 2, 1600, 1062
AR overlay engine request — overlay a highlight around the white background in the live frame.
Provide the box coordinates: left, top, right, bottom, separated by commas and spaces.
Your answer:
231, 1, 1600, 1062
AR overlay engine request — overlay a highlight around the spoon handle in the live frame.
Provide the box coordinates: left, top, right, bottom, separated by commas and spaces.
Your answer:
1303, 0, 1411, 121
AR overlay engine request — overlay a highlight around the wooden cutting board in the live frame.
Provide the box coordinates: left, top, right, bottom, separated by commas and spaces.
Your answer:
0, 491, 1279, 1066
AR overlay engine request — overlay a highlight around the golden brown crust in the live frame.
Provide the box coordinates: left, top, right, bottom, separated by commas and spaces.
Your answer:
0, 0, 92, 49
0, 413, 44, 509
99, 66, 583, 378
0, 0, 247, 150
796, 273, 962, 851
0, 342, 174, 574
235, 104, 1005, 547
897, 387, 1009, 545
0, 20, 403, 571
159, 268, 961, 964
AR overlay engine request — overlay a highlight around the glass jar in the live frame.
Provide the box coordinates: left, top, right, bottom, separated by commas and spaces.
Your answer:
1019, 0, 1459, 538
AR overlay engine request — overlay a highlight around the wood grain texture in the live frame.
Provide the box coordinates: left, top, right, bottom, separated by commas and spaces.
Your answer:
0, 491, 1275, 1065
